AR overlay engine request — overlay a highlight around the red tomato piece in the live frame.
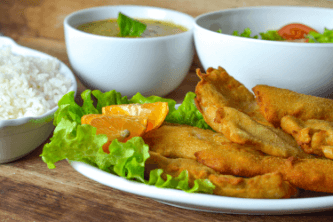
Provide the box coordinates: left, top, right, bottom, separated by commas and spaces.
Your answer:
277, 23, 318, 40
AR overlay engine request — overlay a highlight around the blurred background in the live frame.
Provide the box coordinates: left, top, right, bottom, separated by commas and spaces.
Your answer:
1, 0, 333, 41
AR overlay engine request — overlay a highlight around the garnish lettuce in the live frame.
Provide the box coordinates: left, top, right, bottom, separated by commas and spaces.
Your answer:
232, 28, 258, 39
259, 30, 284, 41
117, 12, 147, 37
231, 28, 283, 41
221, 27, 333, 42
41, 89, 215, 194
129, 91, 212, 129
307, 28, 333, 43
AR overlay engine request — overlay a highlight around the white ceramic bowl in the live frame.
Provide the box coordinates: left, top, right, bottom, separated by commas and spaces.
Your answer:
64, 5, 195, 97
0, 37, 77, 163
194, 6, 333, 97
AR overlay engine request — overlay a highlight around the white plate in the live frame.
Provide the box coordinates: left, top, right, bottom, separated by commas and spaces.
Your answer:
70, 104, 333, 215
70, 159, 333, 215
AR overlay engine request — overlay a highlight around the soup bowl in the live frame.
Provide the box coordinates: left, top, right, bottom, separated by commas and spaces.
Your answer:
194, 6, 333, 97
64, 5, 195, 97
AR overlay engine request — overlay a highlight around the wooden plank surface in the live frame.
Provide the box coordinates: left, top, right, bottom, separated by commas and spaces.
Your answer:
2, 0, 333, 221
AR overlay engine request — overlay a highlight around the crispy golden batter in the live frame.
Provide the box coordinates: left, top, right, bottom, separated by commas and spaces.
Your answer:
252, 85, 333, 127
281, 115, 333, 159
195, 67, 308, 158
142, 123, 230, 159
214, 106, 309, 158
145, 152, 296, 199
195, 143, 333, 193
195, 67, 271, 126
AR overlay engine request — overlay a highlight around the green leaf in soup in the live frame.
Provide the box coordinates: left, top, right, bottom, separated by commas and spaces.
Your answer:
117, 12, 147, 37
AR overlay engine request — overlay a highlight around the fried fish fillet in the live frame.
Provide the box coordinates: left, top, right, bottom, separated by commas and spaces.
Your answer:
213, 106, 309, 158
253, 85, 333, 127
195, 66, 271, 126
281, 115, 333, 159
145, 152, 296, 199
195, 143, 333, 193
195, 67, 308, 158
142, 123, 230, 159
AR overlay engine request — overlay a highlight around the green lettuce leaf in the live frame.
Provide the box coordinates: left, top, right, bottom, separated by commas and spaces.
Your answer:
129, 92, 177, 113
53, 89, 129, 125
232, 28, 284, 41
231, 27, 333, 43
117, 12, 147, 37
41, 119, 108, 169
146, 169, 215, 193
92, 89, 130, 113
106, 137, 150, 182
42, 89, 216, 194
307, 28, 333, 43
129, 91, 211, 129
232, 28, 258, 39
53, 91, 85, 126
166, 92, 212, 129
259, 30, 284, 41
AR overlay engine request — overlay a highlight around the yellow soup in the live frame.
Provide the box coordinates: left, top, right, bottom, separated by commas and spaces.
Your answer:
76, 18, 188, 38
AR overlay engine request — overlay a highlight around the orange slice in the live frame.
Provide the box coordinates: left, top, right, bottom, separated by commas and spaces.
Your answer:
81, 114, 148, 153
102, 102, 169, 131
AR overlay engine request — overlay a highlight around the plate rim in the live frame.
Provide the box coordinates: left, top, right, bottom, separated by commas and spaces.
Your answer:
70, 160, 333, 215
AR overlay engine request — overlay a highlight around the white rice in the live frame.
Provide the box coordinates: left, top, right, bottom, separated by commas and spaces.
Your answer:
0, 47, 72, 120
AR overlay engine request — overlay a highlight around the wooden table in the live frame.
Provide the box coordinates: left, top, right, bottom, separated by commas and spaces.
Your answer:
2, 0, 333, 219
0, 36, 333, 221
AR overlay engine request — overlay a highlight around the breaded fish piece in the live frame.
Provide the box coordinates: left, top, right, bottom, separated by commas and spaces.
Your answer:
195, 143, 333, 193
281, 115, 333, 159
195, 67, 308, 158
145, 152, 297, 199
195, 67, 271, 126
142, 123, 230, 159
253, 85, 333, 127
213, 106, 309, 158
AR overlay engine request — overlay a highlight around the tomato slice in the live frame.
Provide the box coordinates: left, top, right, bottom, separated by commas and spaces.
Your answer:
277, 23, 318, 40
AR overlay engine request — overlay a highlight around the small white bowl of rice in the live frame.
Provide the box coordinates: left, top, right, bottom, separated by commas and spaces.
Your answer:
0, 36, 77, 163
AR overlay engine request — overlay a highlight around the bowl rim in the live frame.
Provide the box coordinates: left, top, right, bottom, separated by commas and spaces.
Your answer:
63, 5, 195, 42
194, 5, 333, 47
0, 36, 78, 128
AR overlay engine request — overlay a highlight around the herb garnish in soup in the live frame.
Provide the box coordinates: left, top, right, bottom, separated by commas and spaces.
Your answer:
76, 12, 187, 38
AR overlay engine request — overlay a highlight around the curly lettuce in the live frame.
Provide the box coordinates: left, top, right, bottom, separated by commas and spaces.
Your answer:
41, 90, 215, 194
223, 27, 333, 42
307, 28, 333, 43
232, 28, 258, 39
